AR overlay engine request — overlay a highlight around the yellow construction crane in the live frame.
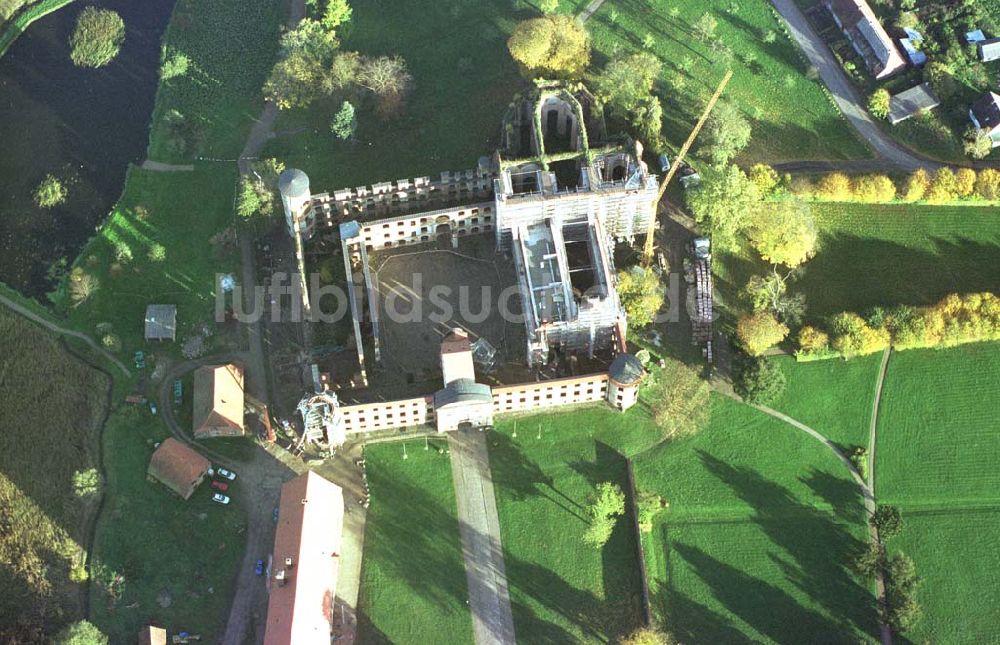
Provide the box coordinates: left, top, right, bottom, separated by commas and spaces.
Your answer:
642, 69, 733, 267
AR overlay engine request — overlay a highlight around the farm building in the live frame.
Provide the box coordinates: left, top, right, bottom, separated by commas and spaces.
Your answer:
969, 92, 1000, 148
264, 471, 344, 645
192, 364, 246, 438
824, 0, 906, 78
144, 304, 176, 342
147, 438, 210, 500
978, 38, 1000, 62
888, 83, 940, 125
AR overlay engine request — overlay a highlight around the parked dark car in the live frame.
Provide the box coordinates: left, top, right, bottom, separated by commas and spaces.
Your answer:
255, 559, 264, 576
211, 480, 229, 492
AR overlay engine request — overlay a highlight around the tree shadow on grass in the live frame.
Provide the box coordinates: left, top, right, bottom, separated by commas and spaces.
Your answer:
801, 468, 867, 525
358, 452, 471, 625
694, 451, 878, 640
488, 431, 585, 520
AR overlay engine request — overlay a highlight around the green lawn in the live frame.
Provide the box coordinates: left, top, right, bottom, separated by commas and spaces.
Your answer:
0, 309, 110, 639
635, 396, 877, 643
490, 409, 654, 642
88, 407, 245, 643
61, 164, 239, 357
357, 439, 473, 644
587, 0, 869, 163
716, 202, 1000, 321
875, 343, 1000, 507
263, 0, 524, 191
769, 353, 882, 450
883, 509, 1000, 644
146, 0, 283, 163
873, 342, 1000, 641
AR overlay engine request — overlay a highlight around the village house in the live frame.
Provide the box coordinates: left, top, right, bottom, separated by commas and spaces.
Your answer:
969, 92, 1000, 148
264, 471, 344, 645
147, 438, 210, 500
824, 0, 906, 79
192, 364, 246, 438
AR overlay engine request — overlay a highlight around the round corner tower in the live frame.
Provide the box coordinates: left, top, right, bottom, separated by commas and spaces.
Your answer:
607, 353, 644, 411
278, 168, 312, 237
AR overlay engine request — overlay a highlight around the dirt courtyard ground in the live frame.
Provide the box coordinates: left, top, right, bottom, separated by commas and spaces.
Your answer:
372, 236, 524, 379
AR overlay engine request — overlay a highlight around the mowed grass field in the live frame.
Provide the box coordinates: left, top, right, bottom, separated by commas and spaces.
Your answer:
635, 396, 878, 644
0, 309, 110, 640
716, 203, 1000, 320
489, 409, 655, 643
264, 0, 524, 191
874, 342, 1000, 642
769, 353, 882, 450
357, 440, 473, 644
588, 0, 869, 162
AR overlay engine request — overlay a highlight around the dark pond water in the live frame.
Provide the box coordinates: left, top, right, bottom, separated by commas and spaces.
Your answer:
0, 0, 175, 298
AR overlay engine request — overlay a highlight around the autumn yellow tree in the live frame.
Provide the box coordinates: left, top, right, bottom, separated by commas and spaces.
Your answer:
976, 168, 1000, 200
797, 325, 830, 353
815, 172, 853, 201
616, 266, 664, 329
926, 167, 957, 203
901, 168, 930, 202
507, 15, 590, 78
852, 174, 896, 203
737, 311, 789, 356
746, 198, 817, 267
955, 167, 976, 198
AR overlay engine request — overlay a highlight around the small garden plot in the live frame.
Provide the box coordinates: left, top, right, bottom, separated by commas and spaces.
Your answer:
357, 440, 473, 644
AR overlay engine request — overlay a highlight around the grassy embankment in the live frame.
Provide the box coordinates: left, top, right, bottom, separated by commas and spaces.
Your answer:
357, 439, 474, 644
0, 308, 110, 640
0, 0, 75, 58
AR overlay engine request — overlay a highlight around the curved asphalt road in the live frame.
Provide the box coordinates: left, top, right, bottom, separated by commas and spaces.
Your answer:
769, 0, 938, 172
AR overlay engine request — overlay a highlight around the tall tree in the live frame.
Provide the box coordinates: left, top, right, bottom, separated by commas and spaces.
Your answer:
507, 15, 590, 78
686, 164, 760, 250
649, 359, 711, 440
736, 311, 788, 356
616, 266, 664, 329
746, 197, 817, 267
583, 482, 625, 548
701, 100, 751, 166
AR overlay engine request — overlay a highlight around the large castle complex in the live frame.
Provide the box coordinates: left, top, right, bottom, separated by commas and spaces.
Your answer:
278, 83, 655, 444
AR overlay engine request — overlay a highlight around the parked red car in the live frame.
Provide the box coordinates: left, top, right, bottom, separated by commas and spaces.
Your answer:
211, 480, 229, 492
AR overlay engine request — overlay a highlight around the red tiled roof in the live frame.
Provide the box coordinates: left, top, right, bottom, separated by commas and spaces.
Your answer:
147, 438, 210, 500
193, 364, 245, 438
264, 471, 344, 645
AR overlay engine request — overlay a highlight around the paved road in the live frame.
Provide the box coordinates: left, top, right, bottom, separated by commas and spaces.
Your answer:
449, 431, 516, 645
769, 0, 935, 172
0, 292, 131, 376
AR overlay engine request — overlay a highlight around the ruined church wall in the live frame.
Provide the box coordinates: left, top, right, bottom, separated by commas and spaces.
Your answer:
341, 396, 435, 435
491, 373, 609, 414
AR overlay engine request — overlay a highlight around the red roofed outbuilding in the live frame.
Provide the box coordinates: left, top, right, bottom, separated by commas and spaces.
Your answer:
264, 471, 344, 645
147, 438, 210, 500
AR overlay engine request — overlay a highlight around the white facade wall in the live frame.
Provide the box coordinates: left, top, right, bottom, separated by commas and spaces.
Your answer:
356, 203, 495, 251
491, 374, 609, 414
341, 396, 434, 435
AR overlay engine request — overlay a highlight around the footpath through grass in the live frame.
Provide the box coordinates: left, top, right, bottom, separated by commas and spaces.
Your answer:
357, 439, 473, 644
587, 0, 868, 163
874, 342, 1000, 642
634, 396, 877, 643
769, 353, 882, 450
0, 308, 110, 639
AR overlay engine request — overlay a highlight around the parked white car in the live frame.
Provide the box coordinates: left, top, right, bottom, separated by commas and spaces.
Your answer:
212, 493, 231, 505
209, 467, 237, 481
